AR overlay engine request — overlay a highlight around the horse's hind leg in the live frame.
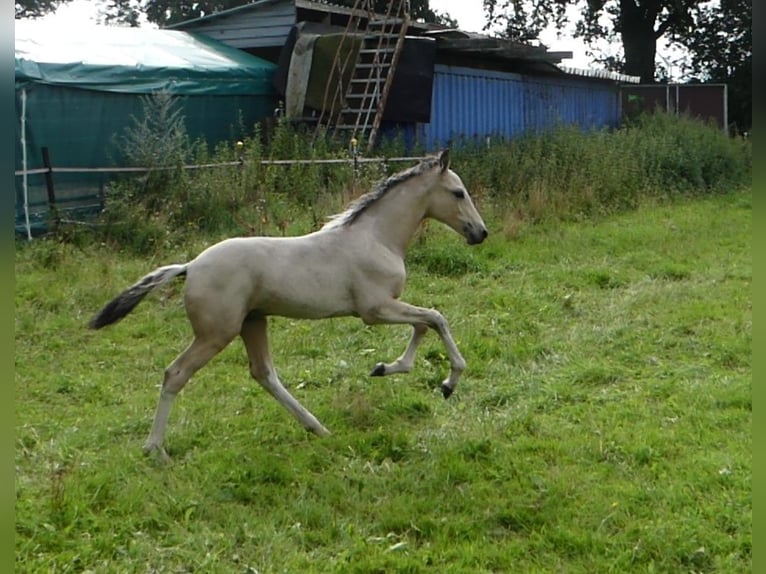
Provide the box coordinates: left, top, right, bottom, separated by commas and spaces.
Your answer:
241, 316, 330, 436
143, 335, 233, 459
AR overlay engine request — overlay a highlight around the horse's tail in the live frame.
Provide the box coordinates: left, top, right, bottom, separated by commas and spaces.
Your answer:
89, 264, 188, 330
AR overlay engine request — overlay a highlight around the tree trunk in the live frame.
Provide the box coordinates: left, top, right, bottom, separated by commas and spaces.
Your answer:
619, 0, 660, 82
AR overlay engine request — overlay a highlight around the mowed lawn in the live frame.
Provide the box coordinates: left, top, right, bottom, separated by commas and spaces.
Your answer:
15, 191, 751, 573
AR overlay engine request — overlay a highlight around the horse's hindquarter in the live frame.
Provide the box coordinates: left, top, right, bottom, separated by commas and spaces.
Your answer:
184, 233, 393, 321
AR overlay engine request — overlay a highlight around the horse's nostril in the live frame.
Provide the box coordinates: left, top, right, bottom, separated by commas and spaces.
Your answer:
481, 228, 488, 239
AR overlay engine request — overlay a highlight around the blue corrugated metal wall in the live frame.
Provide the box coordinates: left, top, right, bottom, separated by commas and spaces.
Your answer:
422, 64, 620, 149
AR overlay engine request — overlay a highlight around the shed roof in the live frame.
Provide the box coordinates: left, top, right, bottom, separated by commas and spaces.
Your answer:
14, 19, 277, 95
168, 0, 571, 64
166, 0, 641, 83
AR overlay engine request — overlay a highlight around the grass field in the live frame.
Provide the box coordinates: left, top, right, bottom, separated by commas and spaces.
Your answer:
15, 190, 751, 573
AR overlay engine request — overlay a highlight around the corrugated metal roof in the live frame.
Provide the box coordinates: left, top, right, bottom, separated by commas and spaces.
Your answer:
429, 34, 571, 63
558, 65, 641, 84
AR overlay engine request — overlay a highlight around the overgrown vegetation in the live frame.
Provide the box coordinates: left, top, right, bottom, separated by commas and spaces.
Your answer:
52, 96, 751, 255
455, 113, 751, 222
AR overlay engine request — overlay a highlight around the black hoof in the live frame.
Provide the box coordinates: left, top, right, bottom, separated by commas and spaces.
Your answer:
370, 363, 386, 377
441, 384, 454, 399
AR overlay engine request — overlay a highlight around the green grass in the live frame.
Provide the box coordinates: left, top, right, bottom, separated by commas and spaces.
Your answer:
15, 191, 751, 573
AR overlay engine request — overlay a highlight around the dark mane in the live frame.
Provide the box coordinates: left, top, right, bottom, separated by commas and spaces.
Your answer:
322, 155, 440, 230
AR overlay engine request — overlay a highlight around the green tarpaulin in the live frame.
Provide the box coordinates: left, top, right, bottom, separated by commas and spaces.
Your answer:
15, 20, 279, 237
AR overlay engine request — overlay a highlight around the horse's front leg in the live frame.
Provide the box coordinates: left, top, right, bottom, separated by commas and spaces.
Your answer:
363, 300, 466, 398
370, 323, 428, 377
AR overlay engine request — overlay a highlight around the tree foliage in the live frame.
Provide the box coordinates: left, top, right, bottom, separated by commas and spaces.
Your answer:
683, 0, 751, 132
15, 0, 72, 18
483, 0, 750, 130
484, 0, 699, 82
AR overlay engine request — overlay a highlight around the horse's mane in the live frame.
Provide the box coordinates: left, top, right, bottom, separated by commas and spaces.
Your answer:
322, 155, 441, 230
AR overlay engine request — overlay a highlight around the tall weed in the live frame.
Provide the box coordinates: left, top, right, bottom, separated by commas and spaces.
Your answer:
625, 112, 752, 193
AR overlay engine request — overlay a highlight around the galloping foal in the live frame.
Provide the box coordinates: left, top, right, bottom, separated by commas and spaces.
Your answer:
90, 149, 488, 458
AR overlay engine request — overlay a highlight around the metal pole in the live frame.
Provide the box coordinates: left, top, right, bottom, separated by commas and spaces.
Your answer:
21, 88, 32, 241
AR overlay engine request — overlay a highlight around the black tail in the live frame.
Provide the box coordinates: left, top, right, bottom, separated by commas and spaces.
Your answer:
89, 264, 188, 329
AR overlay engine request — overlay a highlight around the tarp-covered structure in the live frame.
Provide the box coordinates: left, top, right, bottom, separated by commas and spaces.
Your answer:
15, 20, 278, 237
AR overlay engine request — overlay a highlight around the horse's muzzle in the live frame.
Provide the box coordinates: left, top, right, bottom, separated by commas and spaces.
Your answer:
465, 225, 489, 245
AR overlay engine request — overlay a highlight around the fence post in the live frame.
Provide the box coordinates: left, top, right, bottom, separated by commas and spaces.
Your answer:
41, 146, 59, 230
350, 137, 359, 183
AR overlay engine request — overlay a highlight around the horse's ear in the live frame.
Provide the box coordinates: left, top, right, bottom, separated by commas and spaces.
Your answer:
439, 149, 450, 172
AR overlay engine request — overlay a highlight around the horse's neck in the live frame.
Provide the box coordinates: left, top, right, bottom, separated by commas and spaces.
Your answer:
357, 185, 428, 256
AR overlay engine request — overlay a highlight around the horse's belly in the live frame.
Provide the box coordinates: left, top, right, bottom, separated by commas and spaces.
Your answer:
254, 281, 355, 319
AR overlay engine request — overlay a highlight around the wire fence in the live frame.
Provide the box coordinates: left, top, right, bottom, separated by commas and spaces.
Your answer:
15, 153, 429, 239
14, 154, 428, 177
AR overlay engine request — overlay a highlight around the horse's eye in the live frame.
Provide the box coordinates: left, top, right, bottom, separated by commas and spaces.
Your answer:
452, 190, 465, 199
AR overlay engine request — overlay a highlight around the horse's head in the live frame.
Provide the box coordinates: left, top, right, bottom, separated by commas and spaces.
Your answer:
426, 149, 489, 245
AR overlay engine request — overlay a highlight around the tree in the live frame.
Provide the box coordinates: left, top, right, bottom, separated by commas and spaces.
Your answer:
683, 0, 751, 132
100, 0, 455, 28
15, 0, 72, 18
483, 0, 750, 130
483, 0, 698, 82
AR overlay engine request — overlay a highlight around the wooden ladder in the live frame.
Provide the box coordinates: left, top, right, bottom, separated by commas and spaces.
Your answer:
314, 0, 410, 153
